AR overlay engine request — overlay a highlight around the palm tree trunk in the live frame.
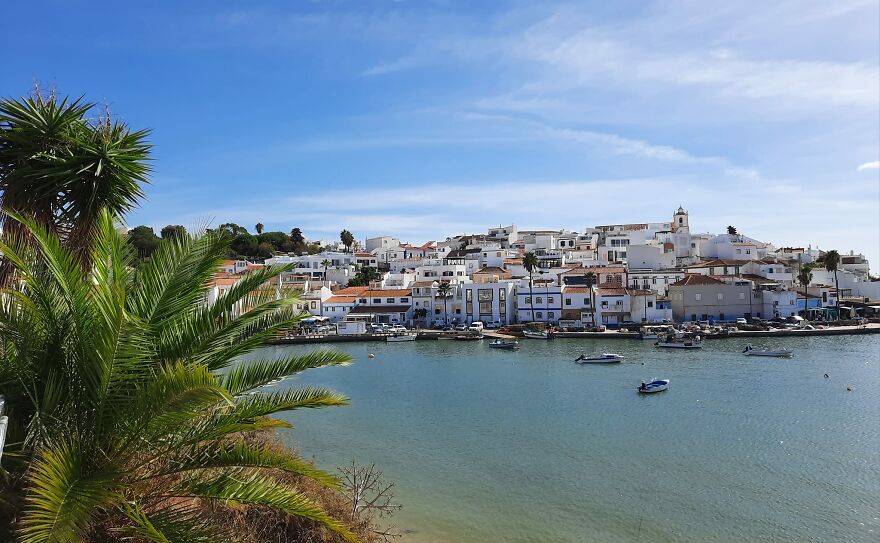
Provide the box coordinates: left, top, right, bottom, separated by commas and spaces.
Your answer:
529, 272, 535, 323
834, 271, 840, 320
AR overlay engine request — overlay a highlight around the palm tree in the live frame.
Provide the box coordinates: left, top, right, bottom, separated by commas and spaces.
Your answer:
0, 210, 357, 542
522, 252, 539, 323
321, 258, 332, 287
436, 282, 452, 325
340, 230, 354, 253
797, 264, 814, 317
0, 90, 151, 268
584, 271, 597, 327
824, 250, 841, 319
256, 222, 264, 234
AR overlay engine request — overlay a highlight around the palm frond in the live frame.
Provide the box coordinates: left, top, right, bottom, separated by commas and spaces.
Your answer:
223, 350, 352, 396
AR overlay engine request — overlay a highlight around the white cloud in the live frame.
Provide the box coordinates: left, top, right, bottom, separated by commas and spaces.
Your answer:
857, 161, 880, 170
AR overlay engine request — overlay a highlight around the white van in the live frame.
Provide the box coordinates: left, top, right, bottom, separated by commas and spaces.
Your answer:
468, 321, 484, 332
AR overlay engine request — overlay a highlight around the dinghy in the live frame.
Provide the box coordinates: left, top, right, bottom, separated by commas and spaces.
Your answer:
575, 353, 624, 364
489, 339, 519, 350
638, 379, 669, 393
742, 345, 793, 357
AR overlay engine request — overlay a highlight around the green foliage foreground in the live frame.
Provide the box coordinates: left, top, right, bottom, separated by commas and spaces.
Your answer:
0, 211, 356, 542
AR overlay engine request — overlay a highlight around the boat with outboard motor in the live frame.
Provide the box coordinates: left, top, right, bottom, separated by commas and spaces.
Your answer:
386, 333, 417, 342
489, 339, 519, 350
742, 345, 793, 357
575, 353, 624, 364
638, 379, 669, 393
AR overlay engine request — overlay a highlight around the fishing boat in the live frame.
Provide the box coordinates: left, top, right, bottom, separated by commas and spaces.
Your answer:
575, 353, 624, 364
386, 334, 417, 342
638, 379, 669, 393
654, 333, 702, 349
742, 345, 793, 357
489, 339, 519, 350
522, 330, 550, 339
454, 333, 483, 341
638, 325, 669, 340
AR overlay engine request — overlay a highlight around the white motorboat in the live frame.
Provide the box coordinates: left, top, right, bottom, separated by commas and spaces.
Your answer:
454, 333, 483, 341
489, 339, 519, 350
742, 345, 793, 357
575, 353, 624, 364
522, 330, 550, 339
386, 334, 417, 342
638, 379, 669, 393
654, 334, 702, 349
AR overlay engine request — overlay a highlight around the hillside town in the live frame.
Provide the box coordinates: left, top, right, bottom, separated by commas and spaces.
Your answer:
208, 207, 879, 331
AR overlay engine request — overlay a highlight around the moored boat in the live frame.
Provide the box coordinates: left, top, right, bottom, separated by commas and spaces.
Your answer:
655, 333, 702, 349
454, 333, 483, 341
386, 334, 417, 342
575, 353, 624, 364
522, 330, 550, 339
638, 379, 669, 393
742, 345, 793, 357
489, 339, 519, 350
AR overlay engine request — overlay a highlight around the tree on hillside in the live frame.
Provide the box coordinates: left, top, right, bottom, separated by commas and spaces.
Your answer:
797, 264, 814, 317
230, 233, 258, 256
340, 230, 354, 253
218, 222, 248, 237
0, 210, 356, 542
255, 222, 264, 234
306, 242, 323, 254
257, 231, 289, 252
160, 224, 187, 240
824, 250, 841, 319
523, 252, 539, 323
727, 225, 738, 235
436, 282, 452, 325
347, 265, 378, 287
0, 88, 150, 268
289, 228, 306, 254
126, 225, 161, 258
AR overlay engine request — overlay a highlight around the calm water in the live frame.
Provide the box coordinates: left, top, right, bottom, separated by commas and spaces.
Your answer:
250, 335, 880, 542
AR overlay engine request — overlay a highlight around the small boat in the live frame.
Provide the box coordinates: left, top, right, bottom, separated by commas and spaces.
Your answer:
654, 335, 702, 349
575, 353, 624, 364
489, 339, 519, 350
638, 379, 669, 393
742, 345, 793, 357
522, 330, 550, 339
454, 333, 483, 341
386, 334, 416, 342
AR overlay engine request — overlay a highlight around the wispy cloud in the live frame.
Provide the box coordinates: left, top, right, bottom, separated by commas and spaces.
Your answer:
858, 160, 880, 170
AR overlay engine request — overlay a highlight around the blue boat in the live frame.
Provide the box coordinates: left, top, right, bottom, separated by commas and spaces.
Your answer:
638, 379, 669, 393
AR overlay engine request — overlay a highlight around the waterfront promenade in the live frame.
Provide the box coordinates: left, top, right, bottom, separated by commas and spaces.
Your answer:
272, 322, 880, 344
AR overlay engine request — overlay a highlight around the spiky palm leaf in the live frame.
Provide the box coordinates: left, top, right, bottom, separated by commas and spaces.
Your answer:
0, 210, 356, 542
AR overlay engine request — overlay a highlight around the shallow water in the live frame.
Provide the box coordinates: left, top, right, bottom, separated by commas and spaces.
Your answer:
250, 335, 880, 542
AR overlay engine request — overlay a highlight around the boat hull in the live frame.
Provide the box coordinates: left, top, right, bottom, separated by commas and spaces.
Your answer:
743, 350, 792, 357
386, 335, 417, 342
576, 354, 624, 364
638, 379, 669, 393
654, 342, 702, 349
522, 331, 550, 339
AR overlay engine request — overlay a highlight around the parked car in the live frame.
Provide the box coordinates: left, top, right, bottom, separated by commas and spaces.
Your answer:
454, 324, 468, 331
441, 325, 454, 332
389, 325, 407, 333
736, 318, 748, 325
468, 321, 484, 332
486, 320, 503, 329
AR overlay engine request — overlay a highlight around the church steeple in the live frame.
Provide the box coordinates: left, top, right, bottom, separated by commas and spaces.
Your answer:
673, 206, 689, 233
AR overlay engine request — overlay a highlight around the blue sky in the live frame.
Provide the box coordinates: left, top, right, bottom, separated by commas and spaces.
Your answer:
5, 0, 879, 268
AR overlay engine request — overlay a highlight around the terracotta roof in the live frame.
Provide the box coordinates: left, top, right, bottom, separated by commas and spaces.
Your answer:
563, 287, 593, 294
626, 289, 655, 296
738, 274, 777, 285
355, 252, 374, 257
475, 266, 508, 274
411, 280, 437, 287
671, 274, 723, 286
361, 289, 412, 297
335, 286, 368, 295
325, 296, 356, 304
598, 288, 628, 296
688, 259, 749, 268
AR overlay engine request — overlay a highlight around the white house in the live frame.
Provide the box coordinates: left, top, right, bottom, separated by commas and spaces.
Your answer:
626, 243, 676, 270
461, 280, 517, 325
365, 236, 400, 253
516, 279, 563, 324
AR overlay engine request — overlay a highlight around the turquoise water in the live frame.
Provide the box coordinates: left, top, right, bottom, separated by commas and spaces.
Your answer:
253, 335, 880, 542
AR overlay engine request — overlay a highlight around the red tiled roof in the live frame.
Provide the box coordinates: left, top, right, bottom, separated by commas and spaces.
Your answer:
671, 274, 723, 286
563, 287, 593, 294
324, 296, 356, 304
598, 288, 627, 296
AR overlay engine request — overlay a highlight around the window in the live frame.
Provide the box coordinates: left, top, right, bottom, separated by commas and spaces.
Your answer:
479, 302, 492, 314
652, 277, 657, 284
466, 290, 473, 303
601, 301, 608, 308
548, 297, 554, 304
717, 293, 724, 300
746, 250, 751, 254
548, 312, 554, 319
701, 314, 708, 320
386, 298, 394, 303
478, 290, 493, 302
400, 298, 409, 303
525, 296, 531, 304
536, 297, 542, 304
695, 293, 702, 301
648, 301, 654, 308
565, 298, 572, 306
536, 311, 543, 319
736, 249, 742, 254
498, 289, 506, 301
719, 313, 725, 320
616, 300, 622, 306
691, 314, 697, 321
359, 298, 367, 304
584, 298, 591, 306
